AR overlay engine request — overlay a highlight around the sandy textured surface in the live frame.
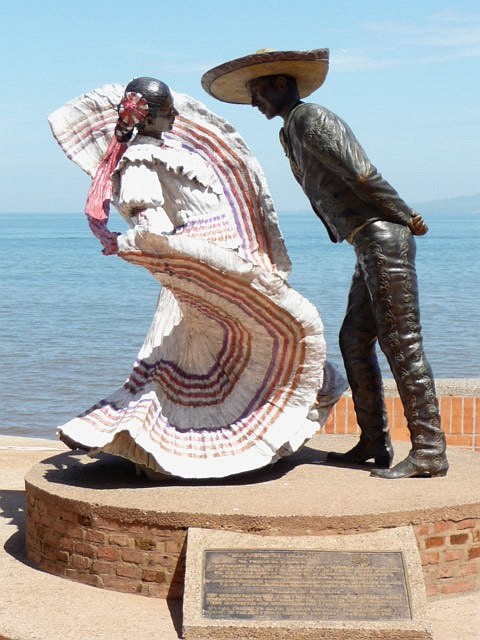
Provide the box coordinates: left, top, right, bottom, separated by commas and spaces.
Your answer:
0, 434, 479, 640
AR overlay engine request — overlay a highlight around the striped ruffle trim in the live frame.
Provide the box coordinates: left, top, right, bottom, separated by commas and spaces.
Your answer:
58, 231, 326, 478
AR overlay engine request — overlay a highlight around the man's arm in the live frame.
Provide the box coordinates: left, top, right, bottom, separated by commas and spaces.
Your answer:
301, 106, 420, 229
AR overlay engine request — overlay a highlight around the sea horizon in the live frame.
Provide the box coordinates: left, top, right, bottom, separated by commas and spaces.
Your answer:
1, 209, 478, 440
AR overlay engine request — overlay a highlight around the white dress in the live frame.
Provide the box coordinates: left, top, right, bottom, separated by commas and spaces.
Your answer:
50, 86, 346, 478
111, 135, 241, 250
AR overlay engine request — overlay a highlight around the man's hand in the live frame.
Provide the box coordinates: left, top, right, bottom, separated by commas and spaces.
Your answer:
408, 212, 428, 236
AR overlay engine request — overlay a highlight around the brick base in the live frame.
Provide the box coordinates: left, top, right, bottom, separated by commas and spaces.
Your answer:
26, 491, 186, 598
414, 519, 480, 598
26, 487, 480, 600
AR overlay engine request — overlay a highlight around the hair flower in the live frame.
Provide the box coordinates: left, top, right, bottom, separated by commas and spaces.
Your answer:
117, 92, 149, 126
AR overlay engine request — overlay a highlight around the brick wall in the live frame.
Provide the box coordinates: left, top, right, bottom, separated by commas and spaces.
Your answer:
414, 518, 480, 598
26, 489, 480, 600
324, 380, 479, 452
25, 492, 187, 598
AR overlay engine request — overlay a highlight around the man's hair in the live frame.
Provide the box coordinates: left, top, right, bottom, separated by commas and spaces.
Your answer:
262, 74, 299, 97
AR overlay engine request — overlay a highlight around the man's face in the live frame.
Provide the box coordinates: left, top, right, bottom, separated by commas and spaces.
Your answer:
248, 77, 285, 120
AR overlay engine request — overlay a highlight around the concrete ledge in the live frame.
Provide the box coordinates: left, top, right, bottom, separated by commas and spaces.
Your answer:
25, 434, 480, 601
382, 378, 480, 397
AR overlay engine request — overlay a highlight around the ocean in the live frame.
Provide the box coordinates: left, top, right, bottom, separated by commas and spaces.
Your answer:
1, 211, 478, 440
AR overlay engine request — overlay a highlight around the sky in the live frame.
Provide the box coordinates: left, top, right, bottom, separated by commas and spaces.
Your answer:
1, 0, 479, 214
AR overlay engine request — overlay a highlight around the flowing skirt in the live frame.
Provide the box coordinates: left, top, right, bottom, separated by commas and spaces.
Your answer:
58, 229, 345, 478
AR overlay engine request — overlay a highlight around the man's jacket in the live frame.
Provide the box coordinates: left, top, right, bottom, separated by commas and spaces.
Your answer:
280, 102, 414, 243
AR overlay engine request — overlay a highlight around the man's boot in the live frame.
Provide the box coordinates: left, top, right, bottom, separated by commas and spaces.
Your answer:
371, 380, 448, 479
370, 305, 448, 479
327, 353, 393, 468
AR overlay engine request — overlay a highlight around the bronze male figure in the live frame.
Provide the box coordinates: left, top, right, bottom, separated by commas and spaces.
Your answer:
202, 49, 448, 479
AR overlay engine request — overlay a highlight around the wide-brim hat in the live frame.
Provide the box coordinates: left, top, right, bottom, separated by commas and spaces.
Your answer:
202, 48, 329, 104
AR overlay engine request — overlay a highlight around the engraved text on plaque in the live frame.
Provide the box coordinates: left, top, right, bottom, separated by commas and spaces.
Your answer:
202, 549, 411, 621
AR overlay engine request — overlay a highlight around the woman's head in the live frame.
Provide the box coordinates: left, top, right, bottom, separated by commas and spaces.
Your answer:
115, 77, 178, 141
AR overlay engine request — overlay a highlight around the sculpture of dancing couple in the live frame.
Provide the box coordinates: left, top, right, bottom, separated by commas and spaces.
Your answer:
51, 47, 448, 481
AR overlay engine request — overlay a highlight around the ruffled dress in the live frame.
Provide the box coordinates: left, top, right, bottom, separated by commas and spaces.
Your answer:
49, 85, 346, 478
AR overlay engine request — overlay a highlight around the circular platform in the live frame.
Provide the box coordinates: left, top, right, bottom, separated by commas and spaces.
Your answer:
25, 434, 480, 600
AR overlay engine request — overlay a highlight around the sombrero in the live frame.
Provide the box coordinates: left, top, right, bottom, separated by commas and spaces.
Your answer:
201, 48, 329, 105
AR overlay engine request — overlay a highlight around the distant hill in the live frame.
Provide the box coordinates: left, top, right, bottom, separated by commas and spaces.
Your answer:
412, 194, 480, 216
283, 194, 480, 217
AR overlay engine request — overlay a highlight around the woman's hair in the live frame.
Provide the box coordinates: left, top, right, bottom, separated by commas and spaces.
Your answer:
115, 77, 172, 142
125, 77, 171, 112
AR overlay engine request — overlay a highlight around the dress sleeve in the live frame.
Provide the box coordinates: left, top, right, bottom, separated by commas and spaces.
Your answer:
116, 162, 165, 216
302, 109, 414, 225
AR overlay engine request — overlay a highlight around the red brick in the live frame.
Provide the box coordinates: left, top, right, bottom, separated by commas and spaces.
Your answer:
458, 562, 478, 576
142, 568, 166, 583
165, 539, 184, 554
93, 517, 119, 531
71, 554, 92, 570
116, 563, 142, 579
52, 524, 83, 539
450, 533, 469, 545
440, 397, 452, 434
451, 397, 463, 434
74, 542, 97, 558
324, 407, 335, 434
147, 551, 172, 567
78, 514, 93, 527
53, 519, 69, 536
57, 537, 75, 552
440, 579, 476, 595
43, 531, 60, 547
447, 434, 474, 448
444, 549, 466, 562
420, 551, 440, 565
456, 519, 480, 530
127, 522, 152, 534
109, 533, 131, 547
432, 521, 455, 534
92, 560, 117, 576
414, 523, 432, 537
122, 548, 146, 564
58, 510, 77, 524
39, 515, 53, 528
81, 573, 103, 588
56, 551, 69, 563
86, 529, 107, 544
135, 537, 158, 551
468, 546, 480, 560
425, 536, 445, 549
436, 565, 455, 579
462, 398, 474, 434
97, 546, 121, 561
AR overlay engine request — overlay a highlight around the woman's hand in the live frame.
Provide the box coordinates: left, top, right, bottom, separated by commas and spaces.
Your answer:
102, 232, 120, 255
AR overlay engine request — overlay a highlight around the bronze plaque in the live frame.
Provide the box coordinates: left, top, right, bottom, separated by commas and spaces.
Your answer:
202, 549, 411, 621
